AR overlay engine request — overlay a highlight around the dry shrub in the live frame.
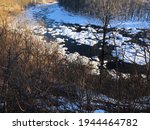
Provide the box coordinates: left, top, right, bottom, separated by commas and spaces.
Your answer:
0, 23, 149, 112
0, 18, 93, 112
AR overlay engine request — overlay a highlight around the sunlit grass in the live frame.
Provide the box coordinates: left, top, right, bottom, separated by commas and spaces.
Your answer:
0, 0, 37, 15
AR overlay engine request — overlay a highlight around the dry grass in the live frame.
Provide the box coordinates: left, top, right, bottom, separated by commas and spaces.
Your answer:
0, 0, 56, 25
0, 0, 24, 13
0, 0, 56, 15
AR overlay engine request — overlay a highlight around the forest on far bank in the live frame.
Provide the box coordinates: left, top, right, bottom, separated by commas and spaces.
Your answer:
58, 0, 150, 21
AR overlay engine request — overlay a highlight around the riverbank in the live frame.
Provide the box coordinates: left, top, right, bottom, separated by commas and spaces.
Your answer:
0, 0, 150, 113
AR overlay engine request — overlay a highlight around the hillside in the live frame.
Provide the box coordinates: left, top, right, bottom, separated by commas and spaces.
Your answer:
0, 0, 150, 113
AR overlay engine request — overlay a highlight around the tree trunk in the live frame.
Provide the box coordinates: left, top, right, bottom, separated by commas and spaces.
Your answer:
99, 16, 108, 86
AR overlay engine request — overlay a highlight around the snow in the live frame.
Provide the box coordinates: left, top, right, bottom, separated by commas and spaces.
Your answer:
94, 109, 106, 113
111, 21, 150, 29
24, 2, 150, 29
127, 28, 141, 34
66, 52, 100, 75
56, 38, 65, 43
106, 31, 150, 65
27, 2, 99, 25
45, 25, 99, 46
14, 2, 150, 66
108, 69, 130, 79
112, 42, 150, 65
139, 38, 150, 44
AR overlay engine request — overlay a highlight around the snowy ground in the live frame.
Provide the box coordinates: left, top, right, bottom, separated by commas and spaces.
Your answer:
17, 2, 150, 67
11, 2, 150, 113
24, 2, 150, 28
